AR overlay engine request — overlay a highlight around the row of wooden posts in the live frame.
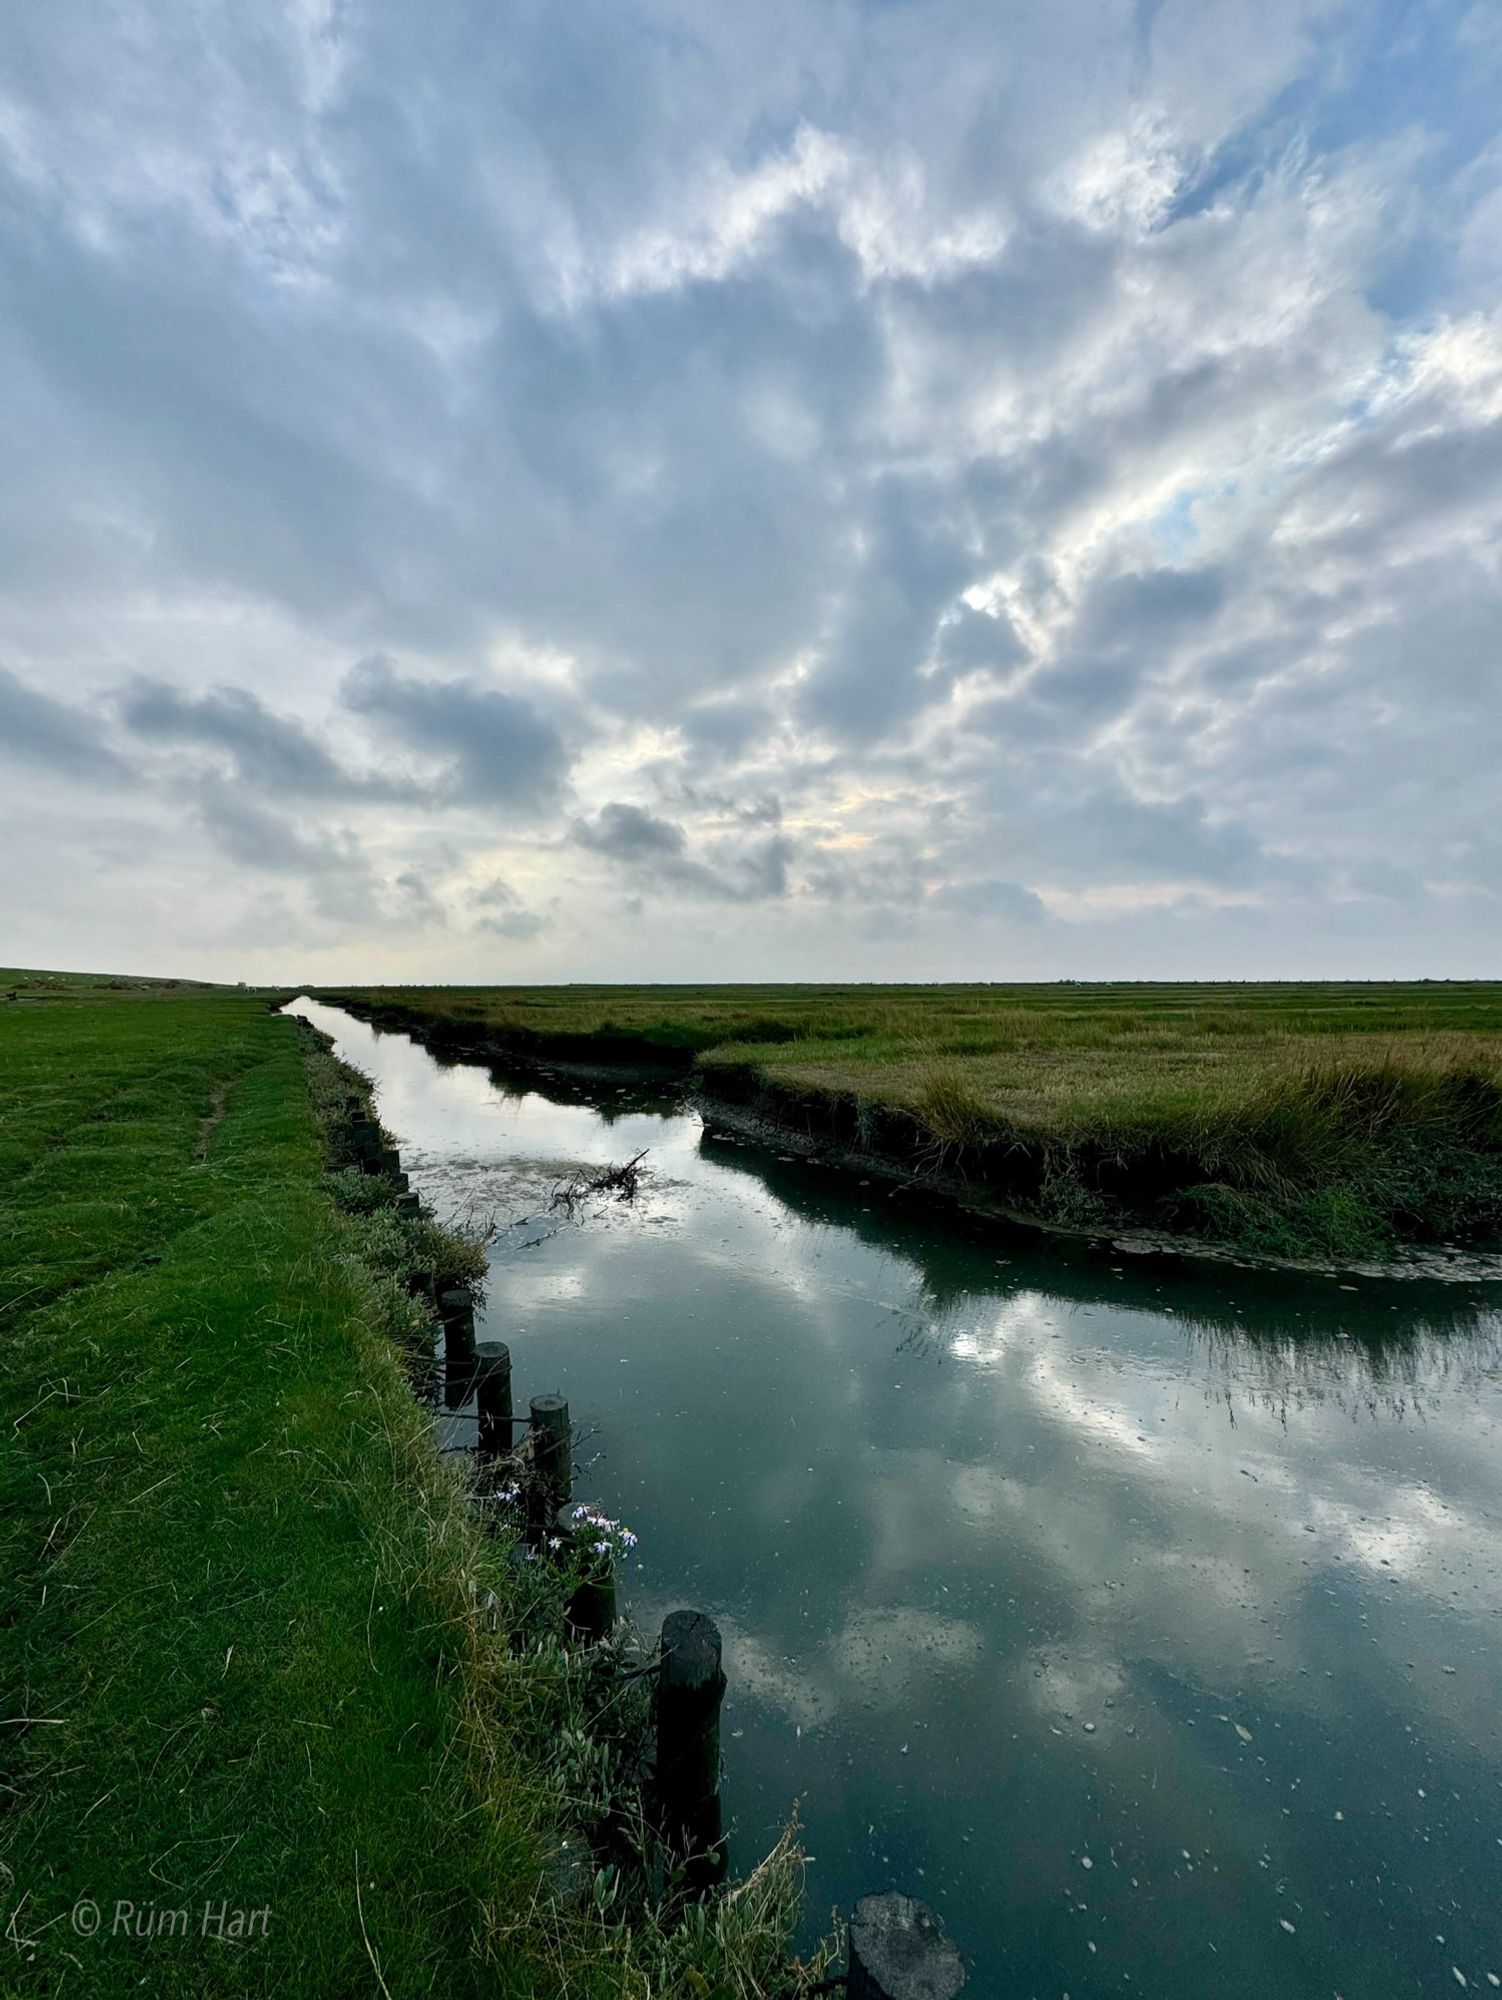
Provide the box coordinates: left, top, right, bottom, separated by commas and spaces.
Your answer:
348, 1097, 966, 1998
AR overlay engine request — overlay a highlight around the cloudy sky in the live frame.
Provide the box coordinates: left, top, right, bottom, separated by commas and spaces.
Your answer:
2, 0, 1499, 982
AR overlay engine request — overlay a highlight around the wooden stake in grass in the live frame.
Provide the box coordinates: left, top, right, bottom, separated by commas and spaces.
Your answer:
847, 1892, 966, 1999
656, 1609, 726, 1886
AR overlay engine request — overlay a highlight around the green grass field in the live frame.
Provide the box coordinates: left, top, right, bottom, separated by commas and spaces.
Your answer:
322, 983, 1502, 1260
0, 983, 808, 1997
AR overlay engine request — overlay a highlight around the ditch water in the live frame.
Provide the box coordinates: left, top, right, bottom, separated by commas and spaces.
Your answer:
286, 998, 1502, 1998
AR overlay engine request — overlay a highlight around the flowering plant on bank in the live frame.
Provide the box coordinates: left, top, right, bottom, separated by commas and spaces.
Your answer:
551, 1503, 638, 1567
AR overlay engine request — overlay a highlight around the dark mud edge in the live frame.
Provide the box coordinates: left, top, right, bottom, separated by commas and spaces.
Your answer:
310, 994, 1502, 1288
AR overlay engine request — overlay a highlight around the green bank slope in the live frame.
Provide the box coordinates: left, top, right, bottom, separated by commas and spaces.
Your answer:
0, 988, 805, 1997
319, 983, 1502, 1262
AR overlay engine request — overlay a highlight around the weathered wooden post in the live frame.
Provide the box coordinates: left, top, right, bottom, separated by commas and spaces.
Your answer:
848, 1894, 966, 2000
396, 1192, 420, 1219
379, 1146, 402, 1178
656, 1610, 726, 1886
552, 1500, 618, 1645
529, 1395, 571, 1501
474, 1340, 513, 1459
440, 1288, 476, 1407
349, 1112, 380, 1170
525, 1394, 572, 1544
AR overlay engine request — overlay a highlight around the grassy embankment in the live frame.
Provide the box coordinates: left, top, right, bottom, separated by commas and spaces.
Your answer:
320, 983, 1502, 1261
0, 976, 807, 1997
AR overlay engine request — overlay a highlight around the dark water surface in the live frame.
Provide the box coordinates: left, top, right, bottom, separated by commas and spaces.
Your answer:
287, 998, 1502, 1998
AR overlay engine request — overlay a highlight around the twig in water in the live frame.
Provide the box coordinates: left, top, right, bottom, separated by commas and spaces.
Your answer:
550, 1149, 650, 1213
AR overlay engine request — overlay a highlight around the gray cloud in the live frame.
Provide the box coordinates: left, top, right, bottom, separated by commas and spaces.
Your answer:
121, 678, 407, 799
572, 802, 793, 902
194, 779, 360, 877
929, 877, 1048, 924
573, 803, 686, 863
342, 658, 573, 808
468, 875, 546, 940
0, 666, 133, 785
798, 476, 974, 743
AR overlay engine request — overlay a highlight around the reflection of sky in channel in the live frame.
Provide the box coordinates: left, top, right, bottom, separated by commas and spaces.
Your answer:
288, 1000, 1502, 1996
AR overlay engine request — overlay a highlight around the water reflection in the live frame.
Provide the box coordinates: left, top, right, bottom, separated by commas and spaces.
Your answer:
287, 998, 1502, 2000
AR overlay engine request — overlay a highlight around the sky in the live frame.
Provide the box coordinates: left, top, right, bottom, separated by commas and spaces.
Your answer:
1, 0, 1499, 984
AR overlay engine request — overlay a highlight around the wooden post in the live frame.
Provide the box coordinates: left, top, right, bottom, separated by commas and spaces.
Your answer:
553, 1500, 618, 1645
440, 1288, 476, 1406
474, 1341, 513, 1459
379, 1146, 402, 1178
657, 1610, 726, 1884
848, 1894, 965, 2000
529, 1395, 571, 1502
396, 1192, 420, 1219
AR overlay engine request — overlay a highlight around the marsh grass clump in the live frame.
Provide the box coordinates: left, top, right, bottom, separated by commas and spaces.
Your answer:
1157, 1053, 1502, 1256
912, 1058, 992, 1162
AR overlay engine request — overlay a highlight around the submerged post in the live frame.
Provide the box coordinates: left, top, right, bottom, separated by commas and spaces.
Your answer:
847, 1893, 966, 2000
656, 1610, 726, 1885
553, 1500, 618, 1645
474, 1340, 513, 1459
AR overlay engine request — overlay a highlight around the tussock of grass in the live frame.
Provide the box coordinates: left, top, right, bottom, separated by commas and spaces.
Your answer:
911, 1060, 991, 1166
